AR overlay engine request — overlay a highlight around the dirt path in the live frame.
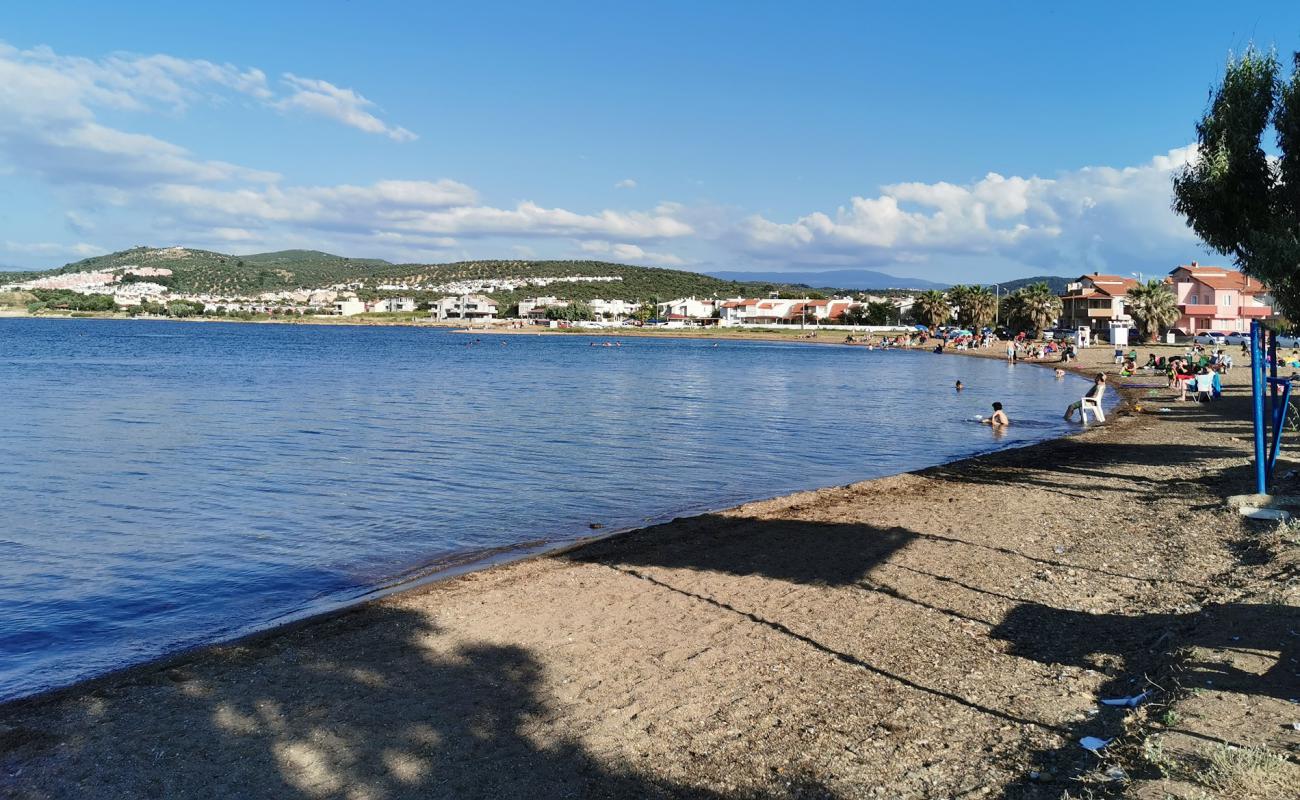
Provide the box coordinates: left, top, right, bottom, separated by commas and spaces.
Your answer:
1, 350, 1296, 799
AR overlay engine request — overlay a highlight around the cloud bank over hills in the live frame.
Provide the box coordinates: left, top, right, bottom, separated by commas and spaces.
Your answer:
0, 41, 1211, 282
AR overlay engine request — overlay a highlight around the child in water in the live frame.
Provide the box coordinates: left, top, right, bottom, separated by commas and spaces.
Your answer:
981, 402, 1009, 427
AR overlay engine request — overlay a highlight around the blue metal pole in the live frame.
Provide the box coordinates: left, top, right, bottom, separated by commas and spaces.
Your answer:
1267, 329, 1277, 458
1252, 320, 1268, 494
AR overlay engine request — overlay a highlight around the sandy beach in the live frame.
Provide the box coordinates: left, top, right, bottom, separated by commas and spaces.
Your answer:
2, 346, 1297, 799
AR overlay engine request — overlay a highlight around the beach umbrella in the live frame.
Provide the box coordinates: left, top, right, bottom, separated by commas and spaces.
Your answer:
913, 324, 929, 331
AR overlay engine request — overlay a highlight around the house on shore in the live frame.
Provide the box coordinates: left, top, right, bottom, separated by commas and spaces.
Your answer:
516, 296, 565, 319
370, 297, 417, 313
334, 296, 366, 316
1059, 274, 1138, 333
655, 297, 719, 325
716, 296, 862, 326
588, 298, 641, 320
1168, 262, 1272, 334
431, 294, 498, 321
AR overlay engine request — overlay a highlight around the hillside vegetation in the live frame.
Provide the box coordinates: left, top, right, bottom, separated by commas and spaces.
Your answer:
28, 247, 874, 301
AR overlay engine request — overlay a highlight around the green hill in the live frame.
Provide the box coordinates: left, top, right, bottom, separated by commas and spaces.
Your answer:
49, 247, 392, 295
28, 246, 875, 302
998, 275, 1071, 294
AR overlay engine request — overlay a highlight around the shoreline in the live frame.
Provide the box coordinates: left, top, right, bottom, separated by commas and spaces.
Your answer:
0, 347, 1109, 711
7, 348, 1287, 798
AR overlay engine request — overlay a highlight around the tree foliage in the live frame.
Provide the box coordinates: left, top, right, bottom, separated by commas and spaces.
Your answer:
1004, 282, 1062, 335
30, 289, 116, 311
1124, 280, 1180, 341
545, 301, 595, 321
913, 290, 951, 328
1172, 46, 1300, 318
949, 284, 997, 329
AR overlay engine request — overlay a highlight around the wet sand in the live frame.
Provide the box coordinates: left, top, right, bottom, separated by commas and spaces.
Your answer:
2, 348, 1297, 799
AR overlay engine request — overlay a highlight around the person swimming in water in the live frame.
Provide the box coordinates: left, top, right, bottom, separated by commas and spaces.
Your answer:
981, 402, 1009, 427
1054, 368, 1066, 378
955, 380, 964, 391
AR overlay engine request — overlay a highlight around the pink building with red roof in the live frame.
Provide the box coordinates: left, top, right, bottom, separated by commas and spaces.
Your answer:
1167, 262, 1272, 334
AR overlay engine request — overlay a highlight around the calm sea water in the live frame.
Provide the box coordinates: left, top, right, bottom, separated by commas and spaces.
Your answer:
0, 318, 1102, 701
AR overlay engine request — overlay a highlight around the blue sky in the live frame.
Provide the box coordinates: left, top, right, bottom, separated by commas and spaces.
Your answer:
2, 1, 1299, 280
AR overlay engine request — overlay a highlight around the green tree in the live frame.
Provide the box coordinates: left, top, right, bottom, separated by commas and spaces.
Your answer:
1172, 46, 1300, 318
1125, 280, 1180, 341
863, 301, 894, 326
1004, 282, 1062, 335
950, 284, 996, 329
963, 286, 997, 329
912, 290, 950, 328
947, 285, 974, 326
546, 301, 595, 321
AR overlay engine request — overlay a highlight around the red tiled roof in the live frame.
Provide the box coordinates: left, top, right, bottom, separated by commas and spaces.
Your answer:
1172, 265, 1263, 293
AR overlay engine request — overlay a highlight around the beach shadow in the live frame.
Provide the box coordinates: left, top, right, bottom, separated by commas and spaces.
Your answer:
924, 441, 1241, 495
0, 605, 835, 799
989, 602, 1300, 704
987, 600, 1300, 797
565, 513, 914, 586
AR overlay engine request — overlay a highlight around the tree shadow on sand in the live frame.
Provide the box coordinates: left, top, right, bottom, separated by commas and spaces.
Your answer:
0, 604, 835, 800
986, 600, 1300, 798
566, 514, 915, 587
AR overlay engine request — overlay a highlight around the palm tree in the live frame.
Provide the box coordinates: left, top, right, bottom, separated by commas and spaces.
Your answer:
1006, 282, 1062, 336
1125, 279, 1179, 341
947, 285, 974, 326
913, 290, 951, 328
962, 286, 998, 329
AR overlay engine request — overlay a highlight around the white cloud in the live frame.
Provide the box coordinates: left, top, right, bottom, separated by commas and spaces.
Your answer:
738, 146, 1201, 273
64, 211, 94, 234
0, 43, 415, 193
208, 227, 258, 242
277, 74, 416, 142
3, 240, 105, 257
614, 178, 637, 189
579, 240, 686, 266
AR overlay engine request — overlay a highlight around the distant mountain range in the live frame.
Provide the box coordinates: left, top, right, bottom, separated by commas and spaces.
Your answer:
705, 268, 948, 291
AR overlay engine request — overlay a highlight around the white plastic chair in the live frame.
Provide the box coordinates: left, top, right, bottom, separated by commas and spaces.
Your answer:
1195, 373, 1215, 402
1081, 384, 1106, 423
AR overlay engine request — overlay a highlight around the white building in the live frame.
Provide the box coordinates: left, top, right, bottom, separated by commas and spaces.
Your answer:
655, 297, 718, 323
432, 294, 498, 320
715, 297, 862, 325
516, 296, 564, 318
334, 297, 366, 316
588, 298, 641, 319
370, 297, 417, 313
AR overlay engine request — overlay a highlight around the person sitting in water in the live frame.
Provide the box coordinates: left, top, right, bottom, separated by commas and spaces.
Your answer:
1064, 373, 1107, 421
982, 402, 1010, 427
1054, 368, 1066, 378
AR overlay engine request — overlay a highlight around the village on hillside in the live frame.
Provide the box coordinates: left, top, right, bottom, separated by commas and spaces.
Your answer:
0, 256, 1278, 338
